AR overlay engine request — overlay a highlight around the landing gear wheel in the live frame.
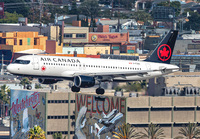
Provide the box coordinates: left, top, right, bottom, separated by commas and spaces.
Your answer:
71, 86, 80, 92
96, 88, 105, 95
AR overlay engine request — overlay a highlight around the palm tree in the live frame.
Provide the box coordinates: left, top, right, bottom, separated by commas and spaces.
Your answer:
140, 123, 165, 139
112, 123, 141, 139
177, 122, 200, 139
28, 125, 45, 139
53, 132, 66, 139
19, 77, 31, 89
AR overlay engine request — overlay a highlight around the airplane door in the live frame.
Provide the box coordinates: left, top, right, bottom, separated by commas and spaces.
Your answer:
146, 64, 151, 70
146, 63, 151, 76
33, 57, 39, 70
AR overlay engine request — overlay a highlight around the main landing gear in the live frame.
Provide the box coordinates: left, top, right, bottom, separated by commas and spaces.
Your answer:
96, 87, 105, 95
71, 86, 80, 92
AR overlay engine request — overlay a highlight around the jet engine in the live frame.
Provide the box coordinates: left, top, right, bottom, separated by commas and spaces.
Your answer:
74, 75, 95, 88
38, 78, 60, 84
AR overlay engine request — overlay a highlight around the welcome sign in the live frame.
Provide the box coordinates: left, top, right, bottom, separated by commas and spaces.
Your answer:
10, 90, 46, 139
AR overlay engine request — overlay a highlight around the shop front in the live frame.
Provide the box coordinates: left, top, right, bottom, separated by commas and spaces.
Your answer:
89, 32, 129, 54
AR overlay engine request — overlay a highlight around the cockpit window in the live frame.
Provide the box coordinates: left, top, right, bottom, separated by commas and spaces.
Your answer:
13, 60, 30, 64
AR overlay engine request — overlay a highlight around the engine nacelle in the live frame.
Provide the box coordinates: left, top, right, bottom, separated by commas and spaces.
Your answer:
38, 78, 59, 84
74, 75, 95, 88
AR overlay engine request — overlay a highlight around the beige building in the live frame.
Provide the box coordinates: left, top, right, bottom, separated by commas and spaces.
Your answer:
0, 31, 48, 52
47, 92, 75, 139
126, 96, 200, 138
63, 27, 89, 46
84, 44, 110, 55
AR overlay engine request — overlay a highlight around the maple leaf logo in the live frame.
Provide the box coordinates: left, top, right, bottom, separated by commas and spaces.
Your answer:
157, 44, 171, 61
160, 47, 169, 58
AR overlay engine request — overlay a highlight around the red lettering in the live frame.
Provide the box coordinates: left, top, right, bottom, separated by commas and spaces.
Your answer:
120, 99, 125, 112
11, 92, 40, 116
91, 96, 96, 113
86, 95, 91, 112
76, 94, 86, 111
96, 100, 102, 114
103, 97, 110, 114
111, 98, 119, 111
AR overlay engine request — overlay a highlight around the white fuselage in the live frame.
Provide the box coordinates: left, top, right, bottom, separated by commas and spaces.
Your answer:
7, 55, 179, 82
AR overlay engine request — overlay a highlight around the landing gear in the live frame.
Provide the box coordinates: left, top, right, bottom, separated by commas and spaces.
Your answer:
96, 87, 105, 95
71, 86, 80, 92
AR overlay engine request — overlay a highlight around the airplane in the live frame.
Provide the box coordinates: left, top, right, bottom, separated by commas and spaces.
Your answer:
94, 109, 123, 137
7, 30, 179, 95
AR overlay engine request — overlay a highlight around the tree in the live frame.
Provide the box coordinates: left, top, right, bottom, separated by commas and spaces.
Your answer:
157, 1, 181, 17
177, 123, 200, 139
19, 77, 31, 89
184, 12, 200, 31
28, 125, 45, 139
69, 0, 79, 15
0, 84, 10, 104
53, 132, 66, 139
140, 123, 165, 139
1, 0, 30, 17
112, 123, 141, 139
0, 12, 23, 23
79, 0, 100, 27
130, 11, 152, 24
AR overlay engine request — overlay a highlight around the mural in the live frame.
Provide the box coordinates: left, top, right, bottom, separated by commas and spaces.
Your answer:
10, 90, 46, 139
75, 94, 126, 139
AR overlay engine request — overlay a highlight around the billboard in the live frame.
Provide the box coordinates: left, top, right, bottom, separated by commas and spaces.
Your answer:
10, 90, 46, 139
152, 6, 175, 21
75, 94, 126, 139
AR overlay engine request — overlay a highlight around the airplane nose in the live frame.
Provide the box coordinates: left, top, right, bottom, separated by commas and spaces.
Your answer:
7, 64, 13, 73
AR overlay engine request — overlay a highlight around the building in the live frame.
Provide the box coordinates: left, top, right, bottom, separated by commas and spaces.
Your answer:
63, 27, 89, 47
0, 32, 47, 52
10, 89, 75, 139
147, 72, 200, 96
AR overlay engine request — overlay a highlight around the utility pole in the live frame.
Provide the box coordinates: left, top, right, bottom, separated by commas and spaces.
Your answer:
1, 54, 3, 75
117, 0, 120, 32
39, 0, 43, 35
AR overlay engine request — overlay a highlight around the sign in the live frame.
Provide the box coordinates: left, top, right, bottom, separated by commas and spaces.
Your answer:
91, 34, 118, 42
10, 90, 46, 139
157, 44, 171, 61
75, 94, 126, 139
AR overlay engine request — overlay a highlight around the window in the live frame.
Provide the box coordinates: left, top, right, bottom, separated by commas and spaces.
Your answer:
14, 39, 17, 45
19, 40, 22, 45
34, 38, 37, 45
13, 60, 30, 64
64, 34, 72, 38
76, 34, 86, 38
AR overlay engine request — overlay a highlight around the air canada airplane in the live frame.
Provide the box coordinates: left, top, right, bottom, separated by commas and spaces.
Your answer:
7, 30, 179, 94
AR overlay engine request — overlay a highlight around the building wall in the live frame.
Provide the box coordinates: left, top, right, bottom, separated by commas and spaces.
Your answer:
63, 47, 84, 54
174, 39, 200, 54
0, 32, 47, 52
84, 45, 110, 55
63, 27, 89, 44
50, 26, 60, 41
126, 96, 200, 138
89, 32, 129, 44
165, 72, 200, 87
47, 92, 75, 139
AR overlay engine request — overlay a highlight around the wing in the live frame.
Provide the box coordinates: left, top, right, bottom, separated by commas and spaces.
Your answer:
72, 70, 153, 78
